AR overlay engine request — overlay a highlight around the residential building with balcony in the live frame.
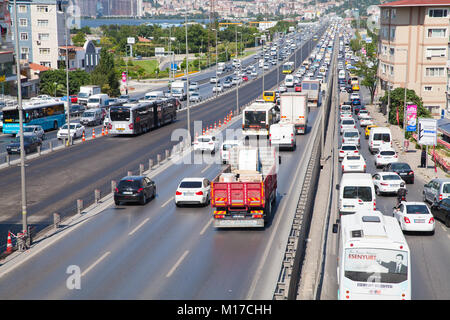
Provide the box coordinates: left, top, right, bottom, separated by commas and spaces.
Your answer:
377, 0, 450, 118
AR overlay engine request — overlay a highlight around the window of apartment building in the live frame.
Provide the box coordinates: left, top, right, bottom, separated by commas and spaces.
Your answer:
37, 20, 49, 27
425, 105, 440, 114
40, 61, 51, 67
36, 6, 49, 13
20, 47, 29, 60
18, 5, 27, 13
391, 9, 397, 18
424, 86, 433, 92
429, 9, 448, 17
390, 47, 395, 55
427, 28, 447, 38
19, 18, 27, 27
38, 33, 50, 41
20, 32, 28, 41
39, 48, 50, 55
426, 47, 447, 58
382, 8, 389, 19
425, 67, 445, 77
390, 27, 396, 40
389, 65, 394, 76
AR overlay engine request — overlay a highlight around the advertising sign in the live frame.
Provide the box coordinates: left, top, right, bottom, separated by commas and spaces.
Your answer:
418, 118, 437, 146
406, 104, 417, 132
122, 72, 127, 83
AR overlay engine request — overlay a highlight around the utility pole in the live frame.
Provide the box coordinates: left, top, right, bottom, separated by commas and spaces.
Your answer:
235, 26, 239, 115
64, 8, 71, 146
13, 0, 28, 247
185, 9, 191, 143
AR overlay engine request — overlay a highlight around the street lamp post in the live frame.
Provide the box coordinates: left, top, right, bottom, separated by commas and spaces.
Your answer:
397, 48, 409, 151
64, 9, 71, 147
185, 9, 191, 144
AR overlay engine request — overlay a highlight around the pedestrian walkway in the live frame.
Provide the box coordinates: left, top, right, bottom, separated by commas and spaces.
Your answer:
365, 102, 448, 182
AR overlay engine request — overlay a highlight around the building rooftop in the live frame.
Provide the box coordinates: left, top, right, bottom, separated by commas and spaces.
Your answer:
379, 0, 450, 7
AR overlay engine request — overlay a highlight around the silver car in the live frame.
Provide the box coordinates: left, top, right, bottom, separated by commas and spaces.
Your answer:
189, 92, 202, 103
23, 125, 45, 141
423, 178, 450, 204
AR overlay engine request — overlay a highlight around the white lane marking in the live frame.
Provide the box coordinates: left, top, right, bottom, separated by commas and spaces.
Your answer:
199, 218, 214, 235
81, 251, 111, 277
128, 218, 150, 236
166, 250, 189, 278
201, 164, 213, 174
161, 196, 174, 208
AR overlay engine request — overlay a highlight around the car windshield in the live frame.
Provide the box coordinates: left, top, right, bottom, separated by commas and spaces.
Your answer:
342, 120, 354, 125
198, 137, 211, 143
61, 124, 76, 130
88, 98, 100, 103
443, 183, 450, 193
342, 145, 357, 151
374, 133, 391, 142
179, 181, 202, 188
380, 151, 395, 156
343, 186, 372, 201
344, 131, 358, 137
406, 205, 429, 214
245, 111, 266, 126
82, 112, 94, 117
347, 156, 361, 161
383, 175, 401, 181
13, 136, 33, 143
24, 127, 36, 132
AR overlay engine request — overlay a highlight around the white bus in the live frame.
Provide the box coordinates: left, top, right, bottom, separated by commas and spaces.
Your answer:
334, 210, 411, 300
242, 101, 278, 137
108, 98, 177, 135
282, 61, 295, 74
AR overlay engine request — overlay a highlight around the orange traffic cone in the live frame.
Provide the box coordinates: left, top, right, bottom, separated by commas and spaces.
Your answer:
219, 120, 221, 128
92, 128, 96, 139
6, 231, 12, 253
202, 128, 205, 135
105, 126, 109, 135
82, 131, 85, 142
101, 127, 105, 136
214, 122, 217, 130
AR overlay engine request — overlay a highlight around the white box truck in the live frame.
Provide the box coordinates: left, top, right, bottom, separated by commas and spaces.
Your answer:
78, 85, 101, 105
171, 80, 187, 101
301, 79, 321, 107
279, 92, 309, 134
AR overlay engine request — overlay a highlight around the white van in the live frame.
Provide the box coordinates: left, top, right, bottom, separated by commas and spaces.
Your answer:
369, 127, 392, 154
269, 123, 296, 151
285, 75, 294, 87
87, 93, 109, 109
338, 69, 346, 80
144, 90, 165, 100
339, 173, 376, 215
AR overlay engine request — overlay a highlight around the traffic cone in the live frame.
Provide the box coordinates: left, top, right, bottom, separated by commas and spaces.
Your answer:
92, 128, 96, 139
219, 120, 221, 128
214, 122, 217, 130
202, 128, 205, 135
6, 231, 12, 253
82, 131, 85, 142
105, 126, 109, 135
102, 127, 105, 136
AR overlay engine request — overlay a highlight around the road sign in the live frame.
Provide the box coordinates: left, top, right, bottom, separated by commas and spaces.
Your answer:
127, 37, 135, 44
418, 118, 437, 146
170, 63, 177, 71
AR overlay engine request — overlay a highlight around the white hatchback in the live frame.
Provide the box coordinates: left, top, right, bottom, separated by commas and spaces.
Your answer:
342, 129, 360, 147
193, 135, 218, 153
340, 118, 356, 135
393, 202, 435, 234
175, 178, 211, 207
57, 123, 85, 140
359, 115, 373, 127
342, 154, 366, 173
372, 172, 405, 195
339, 143, 359, 161
374, 147, 398, 168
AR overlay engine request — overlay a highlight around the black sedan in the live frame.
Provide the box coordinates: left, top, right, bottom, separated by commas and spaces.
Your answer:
430, 198, 450, 227
383, 162, 415, 184
6, 135, 42, 155
114, 176, 156, 205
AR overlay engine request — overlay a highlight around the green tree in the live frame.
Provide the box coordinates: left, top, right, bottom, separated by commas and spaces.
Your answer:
39, 69, 91, 95
72, 31, 86, 47
380, 87, 432, 129
91, 48, 120, 97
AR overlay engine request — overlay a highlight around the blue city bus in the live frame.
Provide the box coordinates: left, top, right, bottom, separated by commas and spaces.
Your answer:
2, 99, 66, 134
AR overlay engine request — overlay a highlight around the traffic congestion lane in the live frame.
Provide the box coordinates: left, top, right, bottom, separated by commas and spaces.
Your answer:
0, 108, 320, 299
336, 89, 450, 300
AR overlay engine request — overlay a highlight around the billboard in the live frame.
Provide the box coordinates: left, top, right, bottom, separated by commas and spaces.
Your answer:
406, 104, 417, 132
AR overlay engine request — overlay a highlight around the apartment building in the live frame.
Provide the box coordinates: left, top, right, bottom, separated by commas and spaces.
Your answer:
0, 0, 15, 91
377, 0, 450, 118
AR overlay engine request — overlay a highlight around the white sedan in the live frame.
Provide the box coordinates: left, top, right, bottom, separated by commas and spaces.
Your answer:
372, 172, 405, 195
342, 154, 366, 173
212, 84, 223, 93
193, 135, 219, 153
175, 177, 211, 207
339, 143, 359, 161
357, 109, 369, 119
374, 147, 398, 168
359, 115, 373, 127
57, 123, 85, 140
393, 202, 435, 234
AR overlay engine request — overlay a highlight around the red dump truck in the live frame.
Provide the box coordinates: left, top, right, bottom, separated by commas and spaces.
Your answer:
211, 146, 278, 228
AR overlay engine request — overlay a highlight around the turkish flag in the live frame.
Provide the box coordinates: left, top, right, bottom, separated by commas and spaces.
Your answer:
396, 107, 399, 125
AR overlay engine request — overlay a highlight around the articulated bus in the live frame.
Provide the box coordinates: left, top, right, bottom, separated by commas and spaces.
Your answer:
282, 61, 295, 74
108, 97, 177, 135
335, 210, 411, 300
242, 101, 277, 138
2, 99, 66, 134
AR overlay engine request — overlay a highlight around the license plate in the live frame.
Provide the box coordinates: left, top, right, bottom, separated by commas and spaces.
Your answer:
184, 192, 194, 196
117, 128, 124, 131
414, 219, 425, 223
11, 148, 18, 152
350, 166, 358, 169
233, 214, 245, 219
390, 184, 399, 187
216, 219, 260, 227
399, 173, 407, 175
123, 191, 133, 195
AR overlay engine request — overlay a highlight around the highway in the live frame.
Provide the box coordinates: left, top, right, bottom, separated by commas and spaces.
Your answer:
0, 24, 327, 249
0, 108, 320, 299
